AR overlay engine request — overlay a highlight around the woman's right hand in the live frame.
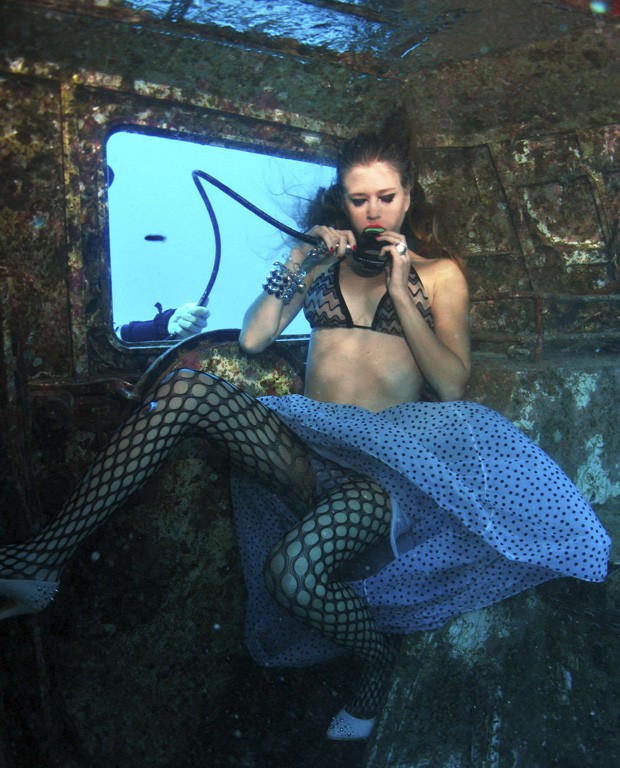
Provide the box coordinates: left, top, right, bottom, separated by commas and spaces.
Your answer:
241, 224, 352, 354
294, 225, 356, 270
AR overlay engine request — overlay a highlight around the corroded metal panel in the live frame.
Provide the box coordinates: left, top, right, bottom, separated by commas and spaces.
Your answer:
486, 130, 619, 356
12, 0, 614, 75
493, 130, 614, 293
0, 75, 72, 377
418, 145, 526, 291
0, 1, 398, 126
520, 175, 608, 290
47, 438, 252, 766
367, 580, 617, 768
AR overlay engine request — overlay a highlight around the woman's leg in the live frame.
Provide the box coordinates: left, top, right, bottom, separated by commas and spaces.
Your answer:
263, 478, 398, 725
0, 369, 316, 590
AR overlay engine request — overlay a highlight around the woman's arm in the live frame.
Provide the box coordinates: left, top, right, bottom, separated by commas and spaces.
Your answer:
240, 226, 355, 354
239, 249, 310, 353
389, 255, 471, 401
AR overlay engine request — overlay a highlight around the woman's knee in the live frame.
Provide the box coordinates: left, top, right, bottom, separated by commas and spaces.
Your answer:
263, 539, 319, 612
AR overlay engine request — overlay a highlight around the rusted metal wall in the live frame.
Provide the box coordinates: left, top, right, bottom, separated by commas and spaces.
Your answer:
0, 1, 618, 767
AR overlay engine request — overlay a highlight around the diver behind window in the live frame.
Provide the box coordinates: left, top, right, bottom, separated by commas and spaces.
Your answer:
120, 300, 210, 342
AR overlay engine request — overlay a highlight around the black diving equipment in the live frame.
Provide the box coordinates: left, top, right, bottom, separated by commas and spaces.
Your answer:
191, 169, 326, 308
348, 227, 389, 275
165, 169, 393, 341
190, 172, 394, 308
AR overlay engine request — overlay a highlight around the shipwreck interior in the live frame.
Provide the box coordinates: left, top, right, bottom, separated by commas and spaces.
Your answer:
0, 1, 618, 767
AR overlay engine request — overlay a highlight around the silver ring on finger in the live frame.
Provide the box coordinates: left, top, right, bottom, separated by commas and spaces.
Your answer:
396, 242, 408, 256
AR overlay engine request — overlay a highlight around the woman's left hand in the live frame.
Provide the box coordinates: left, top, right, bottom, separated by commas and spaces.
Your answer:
378, 231, 411, 294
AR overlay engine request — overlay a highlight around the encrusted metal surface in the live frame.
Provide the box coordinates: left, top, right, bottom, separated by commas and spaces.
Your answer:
17, 0, 616, 74
0, 1, 618, 766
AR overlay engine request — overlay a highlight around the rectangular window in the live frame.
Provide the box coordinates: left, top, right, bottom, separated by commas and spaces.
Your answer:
106, 129, 335, 341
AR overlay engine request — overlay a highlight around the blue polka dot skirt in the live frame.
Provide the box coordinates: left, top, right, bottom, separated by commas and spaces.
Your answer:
231, 396, 611, 667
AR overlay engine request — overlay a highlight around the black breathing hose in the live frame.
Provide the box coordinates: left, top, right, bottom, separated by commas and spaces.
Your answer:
133, 168, 323, 390
191, 169, 323, 307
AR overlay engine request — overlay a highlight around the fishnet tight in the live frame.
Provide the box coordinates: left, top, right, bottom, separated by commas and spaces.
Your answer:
1, 369, 315, 581
264, 481, 395, 717
2, 368, 397, 716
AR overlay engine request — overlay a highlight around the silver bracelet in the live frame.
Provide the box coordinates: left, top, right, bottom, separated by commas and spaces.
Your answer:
304, 242, 330, 265
263, 261, 307, 304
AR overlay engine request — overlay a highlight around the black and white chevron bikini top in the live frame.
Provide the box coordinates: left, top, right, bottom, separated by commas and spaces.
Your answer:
303, 261, 433, 337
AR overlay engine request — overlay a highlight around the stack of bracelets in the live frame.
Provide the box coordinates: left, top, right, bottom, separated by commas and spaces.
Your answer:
263, 261, 308, 304
263, 243, 330, 304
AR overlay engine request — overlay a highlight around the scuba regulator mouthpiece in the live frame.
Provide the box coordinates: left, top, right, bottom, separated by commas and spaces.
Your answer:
350, 227, 388, 275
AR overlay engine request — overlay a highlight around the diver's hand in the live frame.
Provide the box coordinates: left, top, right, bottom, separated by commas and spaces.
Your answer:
168, 302, 210, 337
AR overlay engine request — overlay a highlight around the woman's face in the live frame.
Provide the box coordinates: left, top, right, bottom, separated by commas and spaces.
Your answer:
342, 161, 411, 236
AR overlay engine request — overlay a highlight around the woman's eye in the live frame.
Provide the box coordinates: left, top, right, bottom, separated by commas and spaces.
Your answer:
350, 198, 366, 208
380, 194, 396, 204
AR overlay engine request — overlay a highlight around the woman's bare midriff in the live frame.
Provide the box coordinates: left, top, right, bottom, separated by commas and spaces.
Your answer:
303, 327, 424, 412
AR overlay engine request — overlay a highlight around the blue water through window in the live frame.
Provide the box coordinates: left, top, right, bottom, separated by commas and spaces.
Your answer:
106, 130, 335, 339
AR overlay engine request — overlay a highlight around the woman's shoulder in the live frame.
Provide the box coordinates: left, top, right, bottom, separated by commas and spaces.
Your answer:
412, 255, 467, 297
412, 254, 461, 275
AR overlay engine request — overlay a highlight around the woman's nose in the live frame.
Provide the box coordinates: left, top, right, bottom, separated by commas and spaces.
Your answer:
366, 199, 380, 219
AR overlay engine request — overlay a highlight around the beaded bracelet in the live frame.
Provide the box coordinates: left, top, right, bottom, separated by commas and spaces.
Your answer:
263, 261, 307, 304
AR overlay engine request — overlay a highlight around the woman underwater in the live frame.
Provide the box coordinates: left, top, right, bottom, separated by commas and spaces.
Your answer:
0, 130, 611, 741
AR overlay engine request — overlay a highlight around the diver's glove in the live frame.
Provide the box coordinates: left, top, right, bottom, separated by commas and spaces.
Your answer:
167, 301, 210, 338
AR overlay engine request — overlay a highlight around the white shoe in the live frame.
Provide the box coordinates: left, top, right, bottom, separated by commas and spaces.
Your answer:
326, 708, 376, 741
0, 578, 59, 620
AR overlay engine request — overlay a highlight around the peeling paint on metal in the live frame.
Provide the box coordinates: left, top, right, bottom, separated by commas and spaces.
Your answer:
575, 433, 620, 504
446, 609, 494, 664
509, 386, 541, 442
567, 371, 600, 408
